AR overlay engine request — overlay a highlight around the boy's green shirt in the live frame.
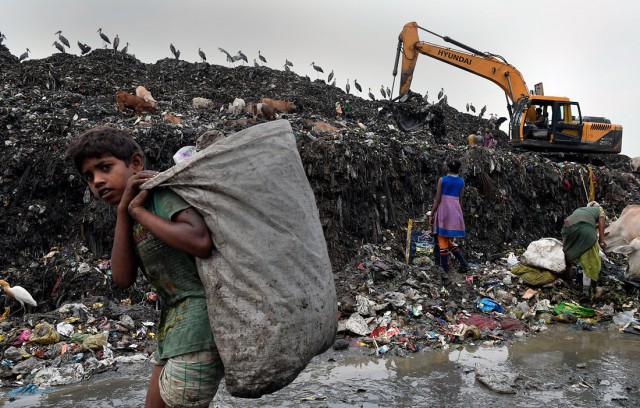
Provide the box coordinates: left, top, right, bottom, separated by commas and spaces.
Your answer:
132, 187, 214, 359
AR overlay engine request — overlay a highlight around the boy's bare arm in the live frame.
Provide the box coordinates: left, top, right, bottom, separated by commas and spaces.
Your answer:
129, 194, 213, 258
110, 171, 158, 288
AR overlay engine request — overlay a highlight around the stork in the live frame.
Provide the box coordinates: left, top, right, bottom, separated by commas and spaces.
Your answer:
380, 85, 386, 99
97, 28, 110, 47
327, 70, 334, 84
170, 43, 180, 60
52, 41, 65, 54
479, 105, 486, 118
48, 63, 61, 91
0, 279, 37, 317
353, 79, 362, 93
469, 103, 476, 113
235, 50, 248, 64
253, 59, 260, 67
113, 34, 119, 52
77, 41, 91, 55
423, 91, 428, 103
285, 59, 293, 67
345, 79, 350, 95
0, 32, 6, 45
368, 88, 376, 101
198, 47, 206, 62
283, 64, 291, 72
218, 47, 235, 65
437, 87, 444, 100
54, 30, 70, 48
120, 42, 129, 54
258, 50, 267, 64
18, 48, 30, 62
386, 86, 391, 99
310, 61, 324, 78
331, 78, 336, 87
466, 103, 469, 112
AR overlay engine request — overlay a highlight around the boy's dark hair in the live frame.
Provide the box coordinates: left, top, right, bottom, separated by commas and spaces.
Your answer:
66, 126, 143, 172
447, 159, 462, 173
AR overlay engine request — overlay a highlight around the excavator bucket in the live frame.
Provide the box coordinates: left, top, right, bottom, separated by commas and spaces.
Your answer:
394, 105, 429, 132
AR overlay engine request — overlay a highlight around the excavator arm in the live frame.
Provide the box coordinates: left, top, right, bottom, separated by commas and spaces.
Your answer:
397, 22, 529, 105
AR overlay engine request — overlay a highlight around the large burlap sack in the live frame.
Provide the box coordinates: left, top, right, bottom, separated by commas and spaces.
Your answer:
143, 120, 337, 397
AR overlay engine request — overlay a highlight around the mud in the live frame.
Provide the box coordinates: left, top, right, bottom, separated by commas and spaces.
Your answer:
3, 326, 638, 407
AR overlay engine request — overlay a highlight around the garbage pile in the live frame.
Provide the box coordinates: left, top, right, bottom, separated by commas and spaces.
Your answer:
1, 44, 639, 388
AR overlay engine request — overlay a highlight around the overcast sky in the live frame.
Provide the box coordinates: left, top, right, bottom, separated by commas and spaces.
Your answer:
2, 0, 638, 157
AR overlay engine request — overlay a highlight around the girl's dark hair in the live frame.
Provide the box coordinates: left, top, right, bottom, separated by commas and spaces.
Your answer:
447, 159, 462, 173
66, 126, 143, 172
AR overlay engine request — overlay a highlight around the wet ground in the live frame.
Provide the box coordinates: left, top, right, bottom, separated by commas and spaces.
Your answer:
3, 326, 638, 407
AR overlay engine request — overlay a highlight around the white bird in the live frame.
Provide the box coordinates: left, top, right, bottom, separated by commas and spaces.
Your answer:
438, 87, 444, 100
258, 50, 267, 64
0, 279, 37, 316
327, 70, 334, 83
354, 79, 362, 93
54, 30, 70, 48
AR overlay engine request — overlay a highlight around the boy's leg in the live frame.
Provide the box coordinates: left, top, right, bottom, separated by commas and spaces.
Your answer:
450, 244, 470, 272
146, 365, 168, 408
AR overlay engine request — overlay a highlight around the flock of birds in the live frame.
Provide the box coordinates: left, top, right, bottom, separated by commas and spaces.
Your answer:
0, 29, 495, 114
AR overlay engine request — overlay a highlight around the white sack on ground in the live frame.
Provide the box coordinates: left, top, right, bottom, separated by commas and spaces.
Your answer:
143, 120, 337, 398
521, 238, 565, 273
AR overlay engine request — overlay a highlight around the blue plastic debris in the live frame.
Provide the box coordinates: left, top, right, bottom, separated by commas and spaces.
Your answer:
477, 297, 504, 313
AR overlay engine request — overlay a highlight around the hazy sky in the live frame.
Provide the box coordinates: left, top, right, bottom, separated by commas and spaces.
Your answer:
2, 0, 638, 157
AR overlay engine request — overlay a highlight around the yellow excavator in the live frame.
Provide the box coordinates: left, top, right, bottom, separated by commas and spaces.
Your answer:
392, 22, 622, 153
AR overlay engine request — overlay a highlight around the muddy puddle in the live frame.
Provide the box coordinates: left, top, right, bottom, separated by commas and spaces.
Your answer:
3, 326, 639, 407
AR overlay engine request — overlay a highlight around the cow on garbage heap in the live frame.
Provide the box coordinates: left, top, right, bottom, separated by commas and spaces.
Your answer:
604, 205, 640, 280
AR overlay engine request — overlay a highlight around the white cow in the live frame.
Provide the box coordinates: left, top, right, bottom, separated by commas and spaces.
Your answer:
604, 205, 640, 280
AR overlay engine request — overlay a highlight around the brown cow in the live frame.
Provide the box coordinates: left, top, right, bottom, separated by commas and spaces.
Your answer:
260, 97, 296, 113
116, 91, 157, 115
246, 102, 277, 120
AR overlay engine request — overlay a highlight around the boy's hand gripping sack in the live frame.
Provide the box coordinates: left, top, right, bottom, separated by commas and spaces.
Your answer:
143, 120, 337, 398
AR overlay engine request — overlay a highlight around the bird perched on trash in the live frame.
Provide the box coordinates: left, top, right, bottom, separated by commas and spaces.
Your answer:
52, 41, 65, 53
466, 103, 469, 112
354, 79, 362, 93
386, 86, 391, 99
77, 41, 91, 55
235, 50, 248, 64
345, 79, 350, 94
113, 34, 120, 52
54, 30, 70, 48
310, 62, 324, 78
368, 88, 376, 101
97, 28, 110, 46
198, 47, 206, 62
331, 78, 336, 87
285, 58, 293, 67
48, 63, 62, 91
283, 63, 291, 72
170, 43, 180, 60
253, 58, 260, 67
18, 48, 30, 62
469, 103, 476, 113
327, 70, 334, 84
0, 32, 6, 45
120, 42, 129, 55
380, 85, 386, 99
0, 279, 37, 315
438, 87, 444, 100
218, 47, 234, 65
258, 50, 267, 64
423, 91, 429, 103
479, 105, 486, 118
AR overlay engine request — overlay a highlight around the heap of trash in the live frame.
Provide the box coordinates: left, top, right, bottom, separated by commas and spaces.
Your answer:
1, 43, 639, 390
